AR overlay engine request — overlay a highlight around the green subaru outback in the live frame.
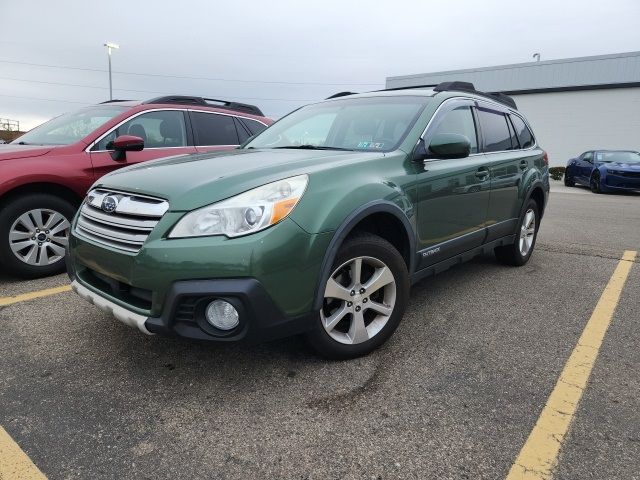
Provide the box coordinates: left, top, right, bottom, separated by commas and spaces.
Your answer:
68, 82, 549, 359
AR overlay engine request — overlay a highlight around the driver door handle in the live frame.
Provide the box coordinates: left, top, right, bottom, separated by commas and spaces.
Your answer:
475, 167, 490, 181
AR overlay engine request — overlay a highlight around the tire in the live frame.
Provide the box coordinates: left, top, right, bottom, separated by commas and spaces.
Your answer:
590, 172, 601, 194
564, 173, 575, 187
305, 233, 410, 360
0, 194, 76, 278
494, 199, 539, 267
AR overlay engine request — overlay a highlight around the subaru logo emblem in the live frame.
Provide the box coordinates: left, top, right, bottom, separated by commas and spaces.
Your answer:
101, 195, 118, 213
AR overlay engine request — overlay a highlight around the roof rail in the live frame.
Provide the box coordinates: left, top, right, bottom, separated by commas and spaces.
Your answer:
381, 84, 435, 92
326, 91, 358, 99
142, 96, 264, 116
487, 92, 518, 110
432, 81, 518, 110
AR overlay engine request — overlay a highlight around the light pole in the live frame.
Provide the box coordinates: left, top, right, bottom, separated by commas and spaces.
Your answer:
103, 42, 119, 100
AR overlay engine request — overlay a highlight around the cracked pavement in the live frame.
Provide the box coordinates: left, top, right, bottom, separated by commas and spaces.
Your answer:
0, 182, 638, 479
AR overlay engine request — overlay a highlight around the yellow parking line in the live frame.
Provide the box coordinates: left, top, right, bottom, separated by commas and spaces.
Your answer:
506, 250, 637, 480
0, 425, 46, 479
0, 285, 72, 307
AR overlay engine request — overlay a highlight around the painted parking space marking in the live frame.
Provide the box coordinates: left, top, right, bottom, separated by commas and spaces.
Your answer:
506, 250, 637, 479
0, 425, 46, 479
0, 285, 71, 307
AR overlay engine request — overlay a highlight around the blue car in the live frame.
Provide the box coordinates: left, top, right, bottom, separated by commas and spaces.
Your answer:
565, 150, 640, 193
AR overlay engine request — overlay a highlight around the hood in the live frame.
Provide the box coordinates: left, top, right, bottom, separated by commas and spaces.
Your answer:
97, 148, 384, 211
0, 144, 55, 160
604, 162, 640, 171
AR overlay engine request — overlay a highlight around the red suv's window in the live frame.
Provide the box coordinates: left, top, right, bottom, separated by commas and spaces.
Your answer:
93, 110, 188, 150
191, 112, 241, 146
12, 106, 127, 146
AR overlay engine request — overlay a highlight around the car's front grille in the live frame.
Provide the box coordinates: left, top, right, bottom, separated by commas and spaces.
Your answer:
74, 189, 169, 253
618, 171, 640, 179
80, 268, 153, 312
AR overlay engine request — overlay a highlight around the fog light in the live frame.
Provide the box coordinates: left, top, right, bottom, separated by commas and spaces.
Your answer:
205, 300, 239, 330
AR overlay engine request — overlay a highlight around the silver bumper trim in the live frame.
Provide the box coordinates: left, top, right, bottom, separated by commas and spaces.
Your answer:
71, 280, 153, 335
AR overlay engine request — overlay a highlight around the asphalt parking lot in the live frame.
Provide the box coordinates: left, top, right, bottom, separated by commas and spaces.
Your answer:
1, 182, 638, 480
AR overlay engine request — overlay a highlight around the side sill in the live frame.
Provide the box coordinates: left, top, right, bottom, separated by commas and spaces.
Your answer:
410, 235, 516, 285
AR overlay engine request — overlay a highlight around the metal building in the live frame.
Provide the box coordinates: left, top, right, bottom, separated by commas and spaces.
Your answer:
386, 51, 640, 166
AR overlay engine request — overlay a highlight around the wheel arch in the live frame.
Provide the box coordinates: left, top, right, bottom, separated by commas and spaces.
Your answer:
523, 181, 547, 220
0, 182, 83, 209
312, 201, 415, 311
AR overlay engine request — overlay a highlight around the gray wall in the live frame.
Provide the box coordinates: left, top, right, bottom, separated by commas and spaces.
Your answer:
511, 87, 640, 166
386, 52, 640, 92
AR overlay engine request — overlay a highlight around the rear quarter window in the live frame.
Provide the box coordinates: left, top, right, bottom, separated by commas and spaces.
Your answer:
240, 118, 268, 136
510, 114, 535, 149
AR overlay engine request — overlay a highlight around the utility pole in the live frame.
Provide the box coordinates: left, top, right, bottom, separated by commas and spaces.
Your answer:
103, 42, 119, 100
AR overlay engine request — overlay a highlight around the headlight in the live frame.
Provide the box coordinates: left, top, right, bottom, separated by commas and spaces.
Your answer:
168, 174, 308, 238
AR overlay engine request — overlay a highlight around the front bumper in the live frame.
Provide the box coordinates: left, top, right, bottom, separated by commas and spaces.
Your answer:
68, 217, 331, 343
72, 280, 152, 334
70, 273, 317, 343
604, 172, 640, 191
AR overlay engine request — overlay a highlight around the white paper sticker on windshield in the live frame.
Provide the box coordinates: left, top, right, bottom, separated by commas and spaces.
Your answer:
357, 142, 384, 149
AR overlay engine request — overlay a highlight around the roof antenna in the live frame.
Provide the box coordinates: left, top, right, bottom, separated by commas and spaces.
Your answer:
533, 53, 541, 62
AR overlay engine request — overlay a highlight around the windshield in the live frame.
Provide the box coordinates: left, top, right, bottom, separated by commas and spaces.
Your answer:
245, 96, 429, 152
597, 151, 640, 164
12, 106, 128, 146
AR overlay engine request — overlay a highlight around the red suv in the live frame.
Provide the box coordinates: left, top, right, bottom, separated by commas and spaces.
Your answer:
0, 96, 272, 278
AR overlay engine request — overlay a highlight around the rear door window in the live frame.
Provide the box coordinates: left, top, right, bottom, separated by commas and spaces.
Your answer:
509, 114, 535, 149
191, 112, 240, 146
477, 109, 512, 152
506, 117, 520, 149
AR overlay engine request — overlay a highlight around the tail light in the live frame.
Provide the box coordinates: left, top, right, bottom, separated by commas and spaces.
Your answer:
543, 151, 549, 166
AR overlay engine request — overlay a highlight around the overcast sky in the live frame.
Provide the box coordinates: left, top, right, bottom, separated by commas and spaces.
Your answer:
1, 0, 639, 130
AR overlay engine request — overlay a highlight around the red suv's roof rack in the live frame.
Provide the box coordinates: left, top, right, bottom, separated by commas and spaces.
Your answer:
142, 96, 264, 116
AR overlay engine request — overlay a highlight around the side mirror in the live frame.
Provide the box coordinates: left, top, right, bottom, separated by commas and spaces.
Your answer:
427, 133, 471, 160
110, 135, 144, 161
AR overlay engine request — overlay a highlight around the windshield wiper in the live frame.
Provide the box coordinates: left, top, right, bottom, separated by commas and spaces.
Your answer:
274, 145, 354, 151
16, 141, 30, 145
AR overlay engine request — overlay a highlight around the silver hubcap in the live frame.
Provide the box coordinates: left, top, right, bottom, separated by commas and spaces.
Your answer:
9, 209, 70, 266
519, 209, 536, 256
321, 256, 396, 345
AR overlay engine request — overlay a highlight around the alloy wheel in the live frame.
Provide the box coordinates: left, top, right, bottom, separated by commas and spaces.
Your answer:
9, 209, 70, 266
519, 209, 536, 257
321, 256, 397, 345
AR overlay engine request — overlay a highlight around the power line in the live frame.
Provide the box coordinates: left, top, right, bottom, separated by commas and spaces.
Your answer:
0, 59, 383, 87
0, 94, 91, 105
0, 76, 316, 102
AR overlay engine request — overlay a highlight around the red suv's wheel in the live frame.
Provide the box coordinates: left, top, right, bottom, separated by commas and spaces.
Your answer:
0, 194, 75, 278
